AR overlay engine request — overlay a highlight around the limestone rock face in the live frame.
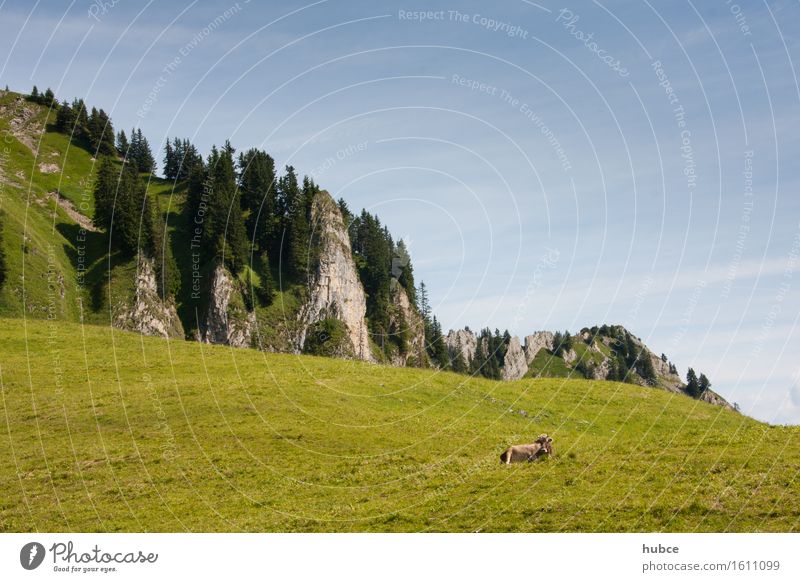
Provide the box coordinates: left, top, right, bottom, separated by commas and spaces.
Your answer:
446, 328, 477, 365
591, 357, 611, 380
388, 284, 427, 367
298, 191, 372, 361
201, 263, 254, 347
523, 331, 554, 364
700, 389, 735, 410
501, 336, 528, 381
649, 351, 683, 393
562, 348, 577, 365
114, 258, 184, 339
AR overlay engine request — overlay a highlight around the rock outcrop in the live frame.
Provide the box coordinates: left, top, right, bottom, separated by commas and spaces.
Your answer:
446, 328, 477, 364
297, 191, 372, 361
700, 389, 735, 410
114, 258, 184, 339
442, 323, 734, 410
388, 283, 427, 367
562, 348, 577, 365
201, 262, 254, 347
523, 331, 554, 363
501, 336, 528, 380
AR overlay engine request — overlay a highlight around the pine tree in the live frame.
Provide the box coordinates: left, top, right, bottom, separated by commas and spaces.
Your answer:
73, 99, 90, 143
43, 88, 55, 106
92, 156, 119, 233
686, 368, 700, 398
237, 148, 277, 250
417, 281, 430, 321
276, 166, 311, 280
698, 373, 711, 396
55, 100, 74, 133
393, 239, 416, 304
450, 337, 467, 373
176, 139, 202, 180
424, 315, 449, 369
204, 143, 246, 273
115, 160, 151, 256
133, 128, 156, 173
93, 157, 151, 256
352, 209, 393, 348
116, 130, 129, 158
88, 108, 115, 156
147, 194, 179, 297
30, 85, 39, 101
639, 353, 658, 386
163, 140, 177, 180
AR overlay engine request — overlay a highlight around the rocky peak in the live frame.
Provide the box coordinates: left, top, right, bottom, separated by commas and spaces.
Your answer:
523, 331, 554, 364
113, 257, 184, 339
201, 262, 254, 347
446, 328, 477, 364
298, 191, 372, 361
501, 336, 528, 380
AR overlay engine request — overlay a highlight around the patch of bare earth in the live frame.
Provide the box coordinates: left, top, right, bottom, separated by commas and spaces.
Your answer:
38, 191, 97, 232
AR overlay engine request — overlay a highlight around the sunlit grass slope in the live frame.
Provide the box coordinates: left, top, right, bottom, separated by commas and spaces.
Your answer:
1, 319, 797, 532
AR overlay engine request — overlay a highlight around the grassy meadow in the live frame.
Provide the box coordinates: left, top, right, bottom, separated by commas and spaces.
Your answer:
1, 318, 798, 532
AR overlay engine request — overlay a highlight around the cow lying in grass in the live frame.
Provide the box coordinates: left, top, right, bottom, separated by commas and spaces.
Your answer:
500, 434, 553, 464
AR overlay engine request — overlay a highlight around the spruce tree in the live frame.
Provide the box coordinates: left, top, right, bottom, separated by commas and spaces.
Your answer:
393, 239, 416, 304
417, 281, 430, 321
177, 139, 202, 180
686, 368, 700, 398
163, 140, 177, 180
451, 344, 467, 374
352, 209, 392, 347
639, 353, 658, 386
147, 194, 179, 297
55, 100, 74, 133
87, 108, 115, 156
115, 160, 151, 256
237, 148, 277, 250
134, 128, 156, 174
92, 156, 119, 233
116, 130, 129, 158
205, 143, 246, 273
73, 99, 90, 143
698, 373, 711, 396
276, 166, 311, 280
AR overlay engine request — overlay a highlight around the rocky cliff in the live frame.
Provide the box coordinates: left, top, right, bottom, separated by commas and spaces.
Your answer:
201, 262, 254, 347
113, 257, 184, 339
444, 324, 733, 409
297, 191, 373, 361
523, 331, 554, 364
446, 328, 478, 364
388, 283, 427, 367
501, 336, 528, 380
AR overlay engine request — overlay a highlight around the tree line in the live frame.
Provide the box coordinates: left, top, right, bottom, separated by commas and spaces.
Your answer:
31, 85, 423, 358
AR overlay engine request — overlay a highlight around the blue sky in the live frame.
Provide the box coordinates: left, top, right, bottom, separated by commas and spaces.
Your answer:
1, 0, 799, 424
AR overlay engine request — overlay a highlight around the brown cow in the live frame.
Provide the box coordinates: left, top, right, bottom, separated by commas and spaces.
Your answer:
500, 434, 553, 464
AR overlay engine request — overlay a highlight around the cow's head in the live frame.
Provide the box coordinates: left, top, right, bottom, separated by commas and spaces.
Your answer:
536, 434, 553, 453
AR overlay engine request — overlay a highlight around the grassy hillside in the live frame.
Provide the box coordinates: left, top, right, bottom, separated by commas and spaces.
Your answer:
1, 318, 797, 532
0, 89, 308, 343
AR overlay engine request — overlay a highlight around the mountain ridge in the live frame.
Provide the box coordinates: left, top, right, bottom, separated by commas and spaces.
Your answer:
0, 87, 731, 411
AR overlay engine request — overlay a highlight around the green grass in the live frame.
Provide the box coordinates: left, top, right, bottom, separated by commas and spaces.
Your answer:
527, 349, 573, 378
0, 90, 191, 331
1, 318, 798, 532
